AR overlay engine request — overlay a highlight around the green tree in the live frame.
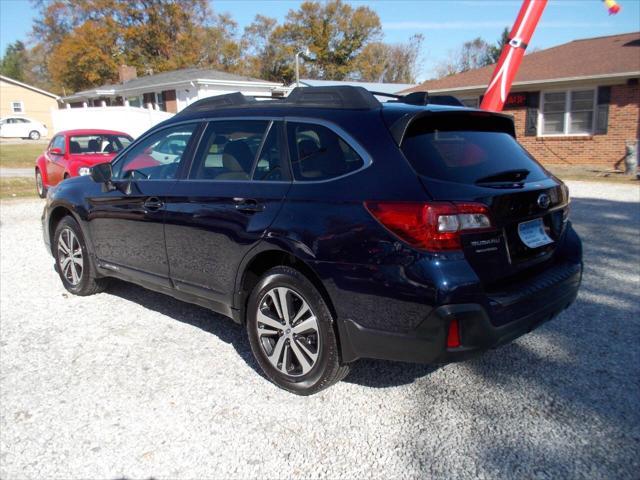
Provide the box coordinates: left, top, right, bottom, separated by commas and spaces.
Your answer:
0, 41, 28, 81
485, 27, 510, 65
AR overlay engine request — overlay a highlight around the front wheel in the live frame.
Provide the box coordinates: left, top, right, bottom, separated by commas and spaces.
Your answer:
246, 266, 349, 395
29, 130, 41, 140
53, 216, 107, 296
35, 169, 47, 198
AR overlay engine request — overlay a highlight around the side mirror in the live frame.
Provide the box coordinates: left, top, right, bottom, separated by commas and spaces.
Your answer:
50, 147, 63, 155
90, 162, 112, 183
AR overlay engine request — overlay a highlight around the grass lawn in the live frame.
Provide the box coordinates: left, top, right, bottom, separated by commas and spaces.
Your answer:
0, 143, 46, 168
0, 177, 38, 199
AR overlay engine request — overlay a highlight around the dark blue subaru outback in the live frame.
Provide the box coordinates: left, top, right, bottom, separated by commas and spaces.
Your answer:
42, 86, 582, 394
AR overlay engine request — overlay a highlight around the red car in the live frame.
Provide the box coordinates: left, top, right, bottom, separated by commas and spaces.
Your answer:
35, 129, 133, 198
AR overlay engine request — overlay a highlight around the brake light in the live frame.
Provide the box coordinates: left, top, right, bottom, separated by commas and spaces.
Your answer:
365, 201, 493, 251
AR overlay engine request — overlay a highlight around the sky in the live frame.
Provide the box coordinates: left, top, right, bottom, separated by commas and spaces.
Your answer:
1, 0, 638, 81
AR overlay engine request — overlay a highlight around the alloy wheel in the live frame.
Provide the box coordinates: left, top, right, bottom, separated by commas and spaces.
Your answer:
256, 287, 320, 377
57, 228, 83, 286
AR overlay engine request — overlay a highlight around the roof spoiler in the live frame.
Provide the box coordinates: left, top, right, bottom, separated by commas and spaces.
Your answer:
388, 110, 516, 145
370, 91, 464, 107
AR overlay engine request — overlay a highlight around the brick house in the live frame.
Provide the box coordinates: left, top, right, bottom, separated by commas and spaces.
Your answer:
405, 32, 640, 168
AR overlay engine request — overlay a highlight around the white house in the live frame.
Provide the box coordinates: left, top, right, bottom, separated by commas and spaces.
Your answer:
61, 67, 285, 113
54, 67, 285, 137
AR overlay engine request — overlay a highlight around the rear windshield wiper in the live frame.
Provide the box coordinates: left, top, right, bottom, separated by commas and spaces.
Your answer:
475, 169, 530, 185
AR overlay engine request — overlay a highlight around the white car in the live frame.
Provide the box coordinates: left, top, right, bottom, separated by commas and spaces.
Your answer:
0, 116, 48, 140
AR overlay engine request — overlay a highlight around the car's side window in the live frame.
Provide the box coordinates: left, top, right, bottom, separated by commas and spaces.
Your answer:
112, 123, 198, 181
287, 122, 364, 181
51, 135, 66, 154
190, 120, 269, 181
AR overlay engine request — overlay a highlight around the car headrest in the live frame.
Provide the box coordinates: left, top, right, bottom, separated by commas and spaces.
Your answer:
298, 139, 320, 160
222, 140, 253, 174
69, 141, 81, 154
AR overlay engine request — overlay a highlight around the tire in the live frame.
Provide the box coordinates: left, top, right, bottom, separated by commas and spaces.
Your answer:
35, 168, 47, 198
53, 216, 107, 296
246, 266, 350, 395
29, 130, 41, 140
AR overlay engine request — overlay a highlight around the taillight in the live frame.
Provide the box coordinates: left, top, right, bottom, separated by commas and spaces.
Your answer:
364, 201, 493, 251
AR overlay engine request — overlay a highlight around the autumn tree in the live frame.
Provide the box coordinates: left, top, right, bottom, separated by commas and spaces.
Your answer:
241, 16, 297, 82
48, 21, 121, 92
281, 0, 382, 80
354, 34, 424, 83
28, 0, 425, 90
30, 0, 238, 90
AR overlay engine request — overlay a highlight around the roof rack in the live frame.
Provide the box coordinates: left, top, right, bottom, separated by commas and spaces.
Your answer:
177, 85, 463, 116
178, 92, 253, 114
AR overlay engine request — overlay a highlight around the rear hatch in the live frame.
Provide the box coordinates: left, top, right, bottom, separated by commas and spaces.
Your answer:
398, 110, 569, 286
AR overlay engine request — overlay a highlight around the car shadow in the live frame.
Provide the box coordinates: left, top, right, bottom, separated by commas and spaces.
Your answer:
105, 279, 264, 378
102, 196, 638, 397
402, 195, 640, 477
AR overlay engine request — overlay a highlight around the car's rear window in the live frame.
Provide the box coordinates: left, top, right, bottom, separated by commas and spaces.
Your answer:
401, 116, 547, 184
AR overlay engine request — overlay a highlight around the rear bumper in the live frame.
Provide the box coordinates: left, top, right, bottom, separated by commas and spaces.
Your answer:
338, 260, 582, 364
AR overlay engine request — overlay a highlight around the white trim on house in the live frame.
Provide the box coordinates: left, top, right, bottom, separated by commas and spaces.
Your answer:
0, 75, 60, 99
63, 78, 282, 102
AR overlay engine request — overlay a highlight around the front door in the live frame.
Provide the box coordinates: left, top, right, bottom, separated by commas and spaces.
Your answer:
163, 120, 291, 306
86, 122, 202, 287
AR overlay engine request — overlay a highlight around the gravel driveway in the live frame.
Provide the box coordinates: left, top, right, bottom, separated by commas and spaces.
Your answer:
1, 181, 638, 479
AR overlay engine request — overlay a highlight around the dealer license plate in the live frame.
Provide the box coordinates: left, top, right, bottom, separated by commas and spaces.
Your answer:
517, 217, 554, 249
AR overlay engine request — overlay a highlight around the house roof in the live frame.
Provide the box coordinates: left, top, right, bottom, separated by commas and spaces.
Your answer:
295, 79, 417, 95
0, 75, 60, 99
64, 68, 282, 100
405, 32, 640, 94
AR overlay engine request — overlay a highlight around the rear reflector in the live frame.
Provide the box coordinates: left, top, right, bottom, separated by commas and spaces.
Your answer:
364, 201, 493, 251
447, 319, 461, 348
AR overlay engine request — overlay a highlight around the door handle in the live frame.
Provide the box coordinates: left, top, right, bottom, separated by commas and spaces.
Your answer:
143, 197, 164, 211
233, 197, 264, 213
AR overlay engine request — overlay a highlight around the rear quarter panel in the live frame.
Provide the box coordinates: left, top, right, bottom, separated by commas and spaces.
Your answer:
265, 111, 481, 333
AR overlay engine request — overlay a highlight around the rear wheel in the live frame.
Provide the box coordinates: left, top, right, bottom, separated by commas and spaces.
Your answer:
35, 169, 47, 198
53, 216, 107, 296
29, 130, 40, 140
246, 266, 349, 395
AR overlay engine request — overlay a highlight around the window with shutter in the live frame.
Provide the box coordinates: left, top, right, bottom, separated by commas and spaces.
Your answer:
540, 89, 596, 136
